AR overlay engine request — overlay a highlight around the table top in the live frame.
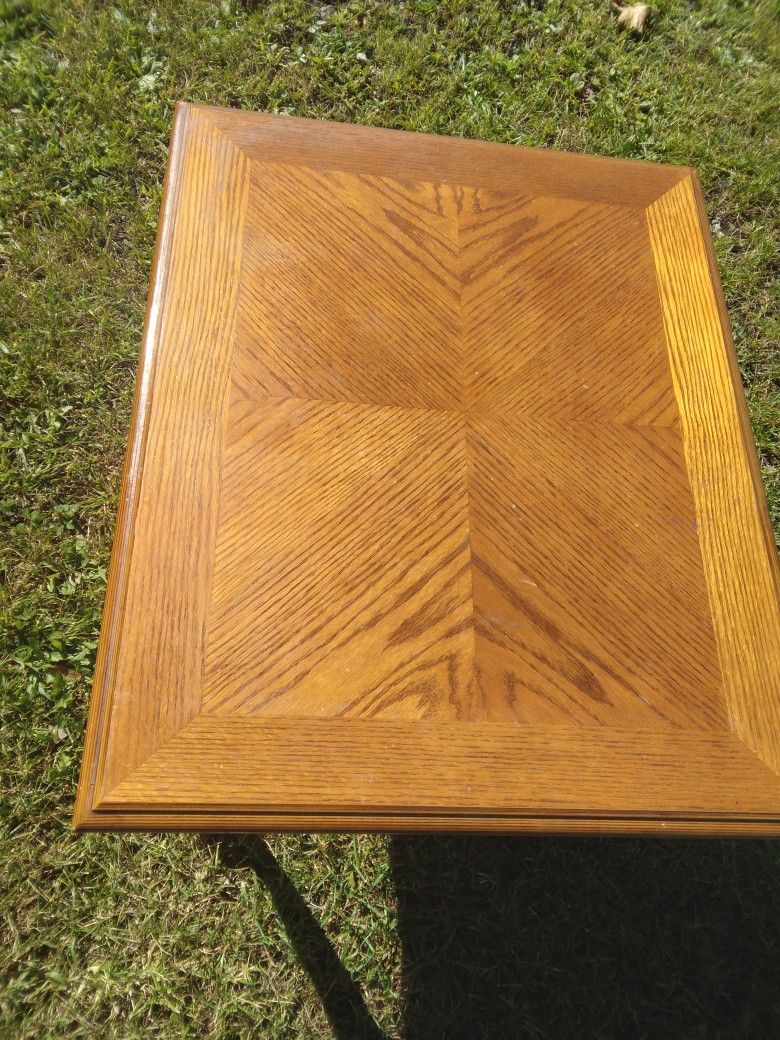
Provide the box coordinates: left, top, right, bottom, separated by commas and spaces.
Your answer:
74, 103, 780, 836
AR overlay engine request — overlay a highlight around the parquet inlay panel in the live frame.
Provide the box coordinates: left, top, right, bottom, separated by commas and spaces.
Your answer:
74, 105, 780, 835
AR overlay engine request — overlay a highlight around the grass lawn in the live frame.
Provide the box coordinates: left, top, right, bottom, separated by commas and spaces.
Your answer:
1, 0, 779, 1036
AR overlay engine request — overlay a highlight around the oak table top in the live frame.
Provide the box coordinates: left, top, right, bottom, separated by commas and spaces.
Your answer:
74, 103, 780, 836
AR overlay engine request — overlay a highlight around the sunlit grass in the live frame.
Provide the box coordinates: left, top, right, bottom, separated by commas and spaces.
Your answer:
1, 1, 778, 1036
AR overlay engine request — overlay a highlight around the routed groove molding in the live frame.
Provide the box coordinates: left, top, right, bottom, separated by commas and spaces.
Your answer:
74, 103, 780, 836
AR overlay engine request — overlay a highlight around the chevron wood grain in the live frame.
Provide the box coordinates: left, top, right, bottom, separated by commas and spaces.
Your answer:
74, 104, 780, 835
467, 416, 723, 730
203, 393, 473, 721
459, 189, 679, 424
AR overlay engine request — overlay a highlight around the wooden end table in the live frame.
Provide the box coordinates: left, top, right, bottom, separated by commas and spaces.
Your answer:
74, 104, 780, 836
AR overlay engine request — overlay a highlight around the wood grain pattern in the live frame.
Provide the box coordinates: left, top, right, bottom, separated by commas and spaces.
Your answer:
93, 108, 251, 799
459, 189, 679, 423
98, 718, 780, 817
468, 415, 723, 728
236, 161, 461, 411
204, 104, 685, 208
74, 104, 780, 834
647, 176, 780, 773
203, 394, 474, 720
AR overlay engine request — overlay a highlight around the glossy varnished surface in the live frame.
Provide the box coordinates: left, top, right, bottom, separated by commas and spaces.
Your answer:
74, 104, 780, 834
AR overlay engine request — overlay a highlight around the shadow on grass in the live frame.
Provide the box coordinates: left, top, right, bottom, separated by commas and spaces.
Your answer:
214, 837, 385, 1040
210, 835, 780, 1039
391, 836, 780, 1040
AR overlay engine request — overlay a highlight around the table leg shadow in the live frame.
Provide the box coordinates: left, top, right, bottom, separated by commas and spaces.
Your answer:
212, 836, 385, 1040
205, 834, 779, 1040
